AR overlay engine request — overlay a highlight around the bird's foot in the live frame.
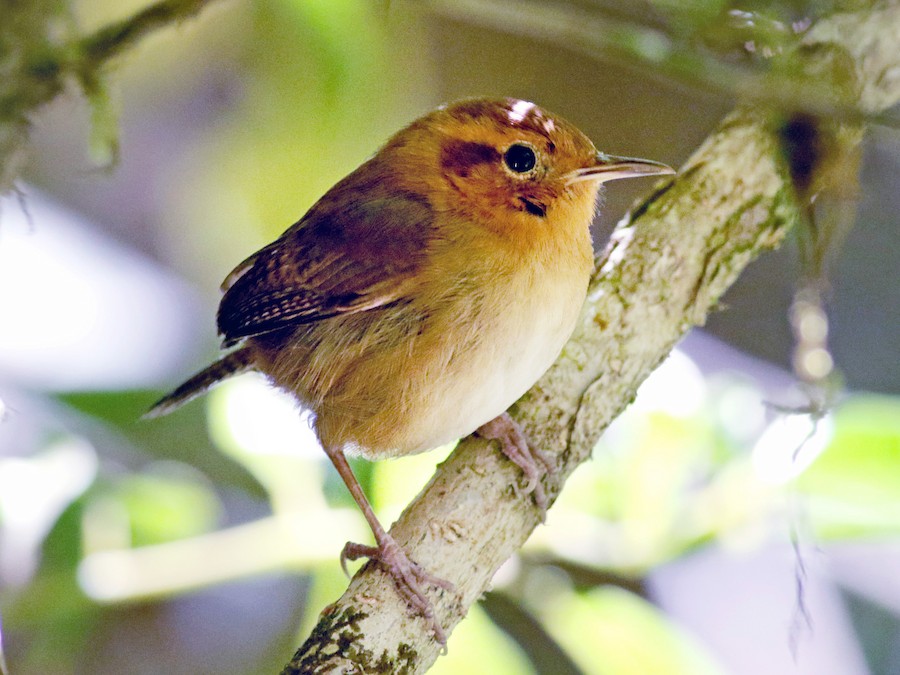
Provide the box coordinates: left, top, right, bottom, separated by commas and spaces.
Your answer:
341, 535, 454, 644
476, 412, 554, 518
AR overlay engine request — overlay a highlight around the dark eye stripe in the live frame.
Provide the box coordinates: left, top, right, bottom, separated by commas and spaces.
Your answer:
441, 140, 500, 178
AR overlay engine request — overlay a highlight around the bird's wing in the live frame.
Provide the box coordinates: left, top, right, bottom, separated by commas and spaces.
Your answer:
217, 195, 433, 344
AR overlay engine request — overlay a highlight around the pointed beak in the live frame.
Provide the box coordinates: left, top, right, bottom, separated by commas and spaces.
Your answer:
567, 152, 675, 185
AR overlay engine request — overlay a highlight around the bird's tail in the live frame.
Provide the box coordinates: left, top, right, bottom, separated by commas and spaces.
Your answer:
144, 349, 254, 419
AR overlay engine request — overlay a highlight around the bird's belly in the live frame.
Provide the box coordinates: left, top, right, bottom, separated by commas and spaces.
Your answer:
363, 271, 587, 457
429, 313, 571, 442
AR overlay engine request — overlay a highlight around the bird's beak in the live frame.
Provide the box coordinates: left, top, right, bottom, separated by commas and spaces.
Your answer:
567, 152, 675, 185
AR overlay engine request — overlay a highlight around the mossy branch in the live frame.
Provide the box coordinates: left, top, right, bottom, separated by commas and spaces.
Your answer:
0, 0, 222, 192
283, 3, 900, 673
79, 0, 216, 65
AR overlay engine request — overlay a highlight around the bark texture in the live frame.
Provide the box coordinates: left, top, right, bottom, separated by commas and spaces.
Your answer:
284, 3, 900, 673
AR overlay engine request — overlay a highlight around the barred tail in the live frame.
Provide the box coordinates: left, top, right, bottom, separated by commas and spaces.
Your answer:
144, 349, 254, 419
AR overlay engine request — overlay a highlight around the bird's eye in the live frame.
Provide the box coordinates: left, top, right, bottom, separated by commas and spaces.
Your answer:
503, 143, 537, 174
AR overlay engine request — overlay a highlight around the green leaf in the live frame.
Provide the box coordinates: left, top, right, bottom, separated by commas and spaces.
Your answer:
113, 464, 222, 546
430, 604, 535, 675
798, 395, 900, 538
541, 586, 726, 675
59, 390, 267, 499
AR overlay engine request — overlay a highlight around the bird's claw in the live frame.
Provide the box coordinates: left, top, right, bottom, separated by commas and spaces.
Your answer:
340, 536, 454, 644
476, 412, 555, 519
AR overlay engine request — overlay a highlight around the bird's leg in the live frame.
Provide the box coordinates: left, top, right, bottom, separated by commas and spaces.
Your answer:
322, 444, 453, 644
476, 412, 554, 518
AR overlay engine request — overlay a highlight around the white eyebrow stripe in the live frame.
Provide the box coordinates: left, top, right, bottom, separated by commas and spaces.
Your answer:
508, 100, 535, 123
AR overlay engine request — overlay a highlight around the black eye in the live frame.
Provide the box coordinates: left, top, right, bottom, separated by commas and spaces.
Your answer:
503, 143, 537, 174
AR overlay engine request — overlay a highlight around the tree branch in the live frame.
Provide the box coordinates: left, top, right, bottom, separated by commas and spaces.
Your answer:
283, 3, 900, 673
0, 0, 222, 193
79, 0, 218, 65
426, 0, 900, 126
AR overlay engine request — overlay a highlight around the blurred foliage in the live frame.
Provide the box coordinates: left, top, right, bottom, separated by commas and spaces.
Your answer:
541, 586, 725, 675
800, 395, 900, 538
2, 0, 899, 673
161, 0, 434, 290
6, 361, 900, 672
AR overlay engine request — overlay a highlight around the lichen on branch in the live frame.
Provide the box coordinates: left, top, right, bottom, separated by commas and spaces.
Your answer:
284, 3, 900, 673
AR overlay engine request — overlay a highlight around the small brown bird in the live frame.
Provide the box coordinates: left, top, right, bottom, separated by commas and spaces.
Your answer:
147, 97, 673, 641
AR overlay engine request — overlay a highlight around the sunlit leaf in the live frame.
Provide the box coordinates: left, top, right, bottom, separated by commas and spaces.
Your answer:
60, 390, 266, 499
541, 586, 726, 675
112, 463, 222, 546
431, 604, 535, 675
371, 443, 455, 519
206, 376, 328, 512
798, 395, 900, 538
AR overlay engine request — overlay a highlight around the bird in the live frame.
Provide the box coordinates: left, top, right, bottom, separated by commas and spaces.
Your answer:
146, 97, 674, 642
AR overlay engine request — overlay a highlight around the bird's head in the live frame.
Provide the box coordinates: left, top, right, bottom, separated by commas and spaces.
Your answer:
384, 98, 674, 234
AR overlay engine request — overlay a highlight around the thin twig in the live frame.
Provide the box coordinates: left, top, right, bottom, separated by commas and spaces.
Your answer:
425, 0, 900, 129
80, 0, 221, 66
